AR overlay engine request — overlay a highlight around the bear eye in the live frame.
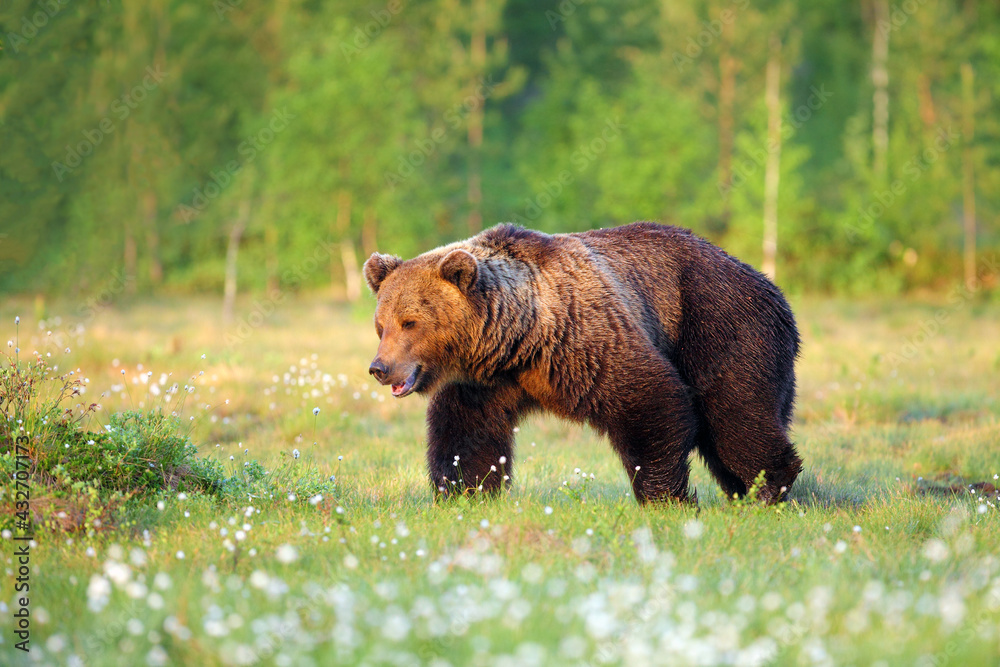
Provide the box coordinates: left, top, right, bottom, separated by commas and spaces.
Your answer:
401, 320, 417, 330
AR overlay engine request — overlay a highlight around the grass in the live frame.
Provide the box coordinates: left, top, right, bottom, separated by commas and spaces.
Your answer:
1, 293, 998, 666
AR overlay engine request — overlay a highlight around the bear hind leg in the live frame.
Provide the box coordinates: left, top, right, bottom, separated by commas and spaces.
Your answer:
698, 404, 802, 504
695, 428, 749, 499
601, 349, 700, 504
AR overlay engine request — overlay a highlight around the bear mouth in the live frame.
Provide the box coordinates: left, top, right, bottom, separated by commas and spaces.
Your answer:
391, 366, 421, 398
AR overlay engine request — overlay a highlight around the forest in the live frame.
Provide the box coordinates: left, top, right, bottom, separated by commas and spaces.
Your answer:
2, 0, 998, 298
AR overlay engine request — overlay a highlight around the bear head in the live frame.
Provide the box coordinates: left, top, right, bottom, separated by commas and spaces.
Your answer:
363, 249, 480, 397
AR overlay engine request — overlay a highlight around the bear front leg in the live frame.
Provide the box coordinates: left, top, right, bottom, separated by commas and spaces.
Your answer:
599, 347, 700, 504
426, 382, 529, 498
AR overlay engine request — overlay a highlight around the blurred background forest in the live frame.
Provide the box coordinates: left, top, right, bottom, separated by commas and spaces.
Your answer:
1, 0, 998, 301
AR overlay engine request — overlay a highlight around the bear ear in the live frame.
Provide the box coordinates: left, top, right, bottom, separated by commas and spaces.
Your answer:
438, 249, 478, 293
363, 253, 403, 294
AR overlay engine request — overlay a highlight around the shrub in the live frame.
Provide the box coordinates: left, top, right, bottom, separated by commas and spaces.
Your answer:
1, 330, 336, 533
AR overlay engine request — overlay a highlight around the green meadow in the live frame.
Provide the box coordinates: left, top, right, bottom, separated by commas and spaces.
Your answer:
1, 296, 999, 666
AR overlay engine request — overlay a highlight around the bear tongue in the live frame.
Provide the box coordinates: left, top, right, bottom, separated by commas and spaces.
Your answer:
390, 368, 419, 397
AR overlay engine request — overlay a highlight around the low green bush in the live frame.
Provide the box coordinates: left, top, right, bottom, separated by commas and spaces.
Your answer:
0, 332, 335, 534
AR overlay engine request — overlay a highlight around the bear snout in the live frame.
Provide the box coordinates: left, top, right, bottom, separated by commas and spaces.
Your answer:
369, 359, 390, 384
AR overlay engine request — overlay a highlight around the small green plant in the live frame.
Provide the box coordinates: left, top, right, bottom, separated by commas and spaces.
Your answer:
212, 454, 338, 503
1, 327, 97, 454
0, 405, 220, 532
731, 470, 769, 508
0, 325, 338, 532
727, 470, 790, 515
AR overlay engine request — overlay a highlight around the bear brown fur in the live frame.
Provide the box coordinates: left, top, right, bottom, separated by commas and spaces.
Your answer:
363, 222, 802, 504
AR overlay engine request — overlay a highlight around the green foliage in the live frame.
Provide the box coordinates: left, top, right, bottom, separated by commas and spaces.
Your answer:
209, 454, 339, 504
0, 333, 337, 533
2, 1, 999, 295
0, 330, 94, 453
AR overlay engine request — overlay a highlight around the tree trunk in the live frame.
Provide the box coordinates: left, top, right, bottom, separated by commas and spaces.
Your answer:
871, 0, 890, 184
265, 219, 280, 294
917, 73, 937, 132
222, 200, 250, 325
333, 189, 351, 286
143, 191, 163, 286
717, 29, 736, 227
335, 189, 361, 301
124, 222, 137, 294
762, 35, 782, 282
466, 0, 486, 234
362, 207, 378, 258
341, 240, 361, 302
961, 62, 976, 292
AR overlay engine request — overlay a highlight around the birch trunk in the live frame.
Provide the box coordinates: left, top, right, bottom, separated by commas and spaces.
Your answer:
961, 62, 976, 291
466, 0, 486, 234
718, 29, 736, 225
336, 189, 361, 301
143, 191, 163, 286
871, 0, 890, 184
762, 35, 782, 282
222, 200, 250, 325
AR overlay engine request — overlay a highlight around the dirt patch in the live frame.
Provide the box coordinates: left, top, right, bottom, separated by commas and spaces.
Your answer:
914, 473, 999, 500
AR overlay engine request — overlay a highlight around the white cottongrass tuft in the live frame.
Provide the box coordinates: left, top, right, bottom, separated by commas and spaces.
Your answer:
276, 544, 299, 564
923, 538, 949, 562
86, 575, 111, 612
683, 519, 705, 539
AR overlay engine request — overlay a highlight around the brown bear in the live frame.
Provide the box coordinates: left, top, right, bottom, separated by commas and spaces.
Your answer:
363, 222, 802, 504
